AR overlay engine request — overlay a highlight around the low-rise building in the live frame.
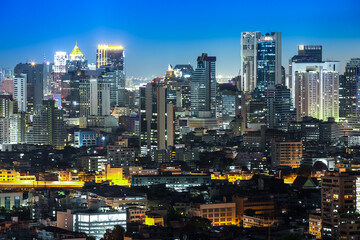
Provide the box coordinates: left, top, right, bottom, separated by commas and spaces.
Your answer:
131, 175, 211, 191
190, 202, 236, 226
57, 209, 126, 240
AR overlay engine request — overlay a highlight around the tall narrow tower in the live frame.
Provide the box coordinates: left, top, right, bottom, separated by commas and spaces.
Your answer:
191, 53, 217, 118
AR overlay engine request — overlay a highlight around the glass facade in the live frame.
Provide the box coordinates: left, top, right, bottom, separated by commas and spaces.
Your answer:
257, 41, 276, 92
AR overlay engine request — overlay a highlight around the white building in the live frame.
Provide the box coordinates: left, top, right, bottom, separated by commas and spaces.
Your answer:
53, 52, 68, 73
240, 32, 261, 92
14, 74, 27, 112
295, 66, 339, 121
290, 61, 341, 103
57, 209, 126, 240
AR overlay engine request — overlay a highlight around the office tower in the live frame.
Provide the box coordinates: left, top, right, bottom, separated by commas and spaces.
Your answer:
96, 45, 125, 107
14, 63, 44, 112
0, 94, 16, 118
271, 140, 302, 168
43, 62, 53, 97
139, 79, 174, 156
66, 43, 88, 71
96, 44, 124, 70
289, 45, 340, 100
101, 67, 125, 106
265, 85, 295, 130
53, 52, 68, 73
295, 66, 339, 121
340, 58, 360, 119
173, 64, 194, 80
26, 99, 66, 149
13, 74, 27, 112
297, 45, 322, 62
321, 172, 360, 239
191, 53, 217, 117
0, 118, 10, 143
218, 83, 239, 129
256, 32, 282, 92
9, 113, 27, 143
61, 70, 97, 118
240, 32, 261, 92
52, 52, 68, 94
90, 78, 111, 116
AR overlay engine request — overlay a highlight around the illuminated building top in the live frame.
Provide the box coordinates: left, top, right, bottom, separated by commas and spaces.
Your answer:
97, 44, 124, 51
69, 42, 85, 61
96, 44, 124, 69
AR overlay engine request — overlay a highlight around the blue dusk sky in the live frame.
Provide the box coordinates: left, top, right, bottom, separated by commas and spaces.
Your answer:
0, 0, 360, 78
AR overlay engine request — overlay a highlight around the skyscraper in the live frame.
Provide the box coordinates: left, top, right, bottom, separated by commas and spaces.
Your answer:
265, 84, 295, 130
340, 58, 360, 119
97, 45, 126, 106
52, 52, 68, 95
14, 63, 44, 113
240, 32, 281, 92
90, 78, 111, 116
26, 99, 66, 149
13, 74, 27, 112
295, 66, 339, 121
240, 32, 261, 92
96, 44, 124, 70
191, 53, 217, 117
256, 32, 282, 92
289, 45, 340, 101
66, 43, 88, 71
139, 79, 174, 156
297, 45, 322, 62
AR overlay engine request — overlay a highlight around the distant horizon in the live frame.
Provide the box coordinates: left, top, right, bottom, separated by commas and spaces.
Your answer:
1, 0, 360, 78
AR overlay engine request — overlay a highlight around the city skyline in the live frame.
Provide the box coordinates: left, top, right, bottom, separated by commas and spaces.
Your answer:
1, 0, 360, 78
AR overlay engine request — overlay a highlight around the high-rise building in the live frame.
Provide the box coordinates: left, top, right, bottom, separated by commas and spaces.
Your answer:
43, 62, 53, 97
295, 66, 339, 121
191, 53, 217, 117
265, 84, 295, 130
96, 45, 125, 104
13, 74, 27, 112
240, 32, 261, 92
297, 45, 322, 62
240, 32, 282, 92
53, 52, 68, 73
90, 78, 111, 116
139, 79, 174, 156
321, 172, 360, 239
256, 32, 282, 92
289, 50, 340, 101
26, 99, 66, 149
100, 67, 125, 106
14, 63, 44, 112
66, 43, 88, 71
0, 94, 16, 118
96, 45, 126, 107
218, 83, 240, 129
96, 44, 124, 70
52, 52, 68, 95
173, 64, 194, 80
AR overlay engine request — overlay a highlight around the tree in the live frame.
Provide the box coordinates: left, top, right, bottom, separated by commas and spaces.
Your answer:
100, 225, 125, 240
